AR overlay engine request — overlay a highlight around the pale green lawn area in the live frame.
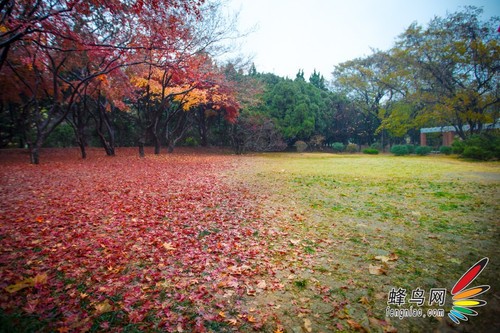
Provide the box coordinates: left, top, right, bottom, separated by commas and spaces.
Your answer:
235, 153, 499, 333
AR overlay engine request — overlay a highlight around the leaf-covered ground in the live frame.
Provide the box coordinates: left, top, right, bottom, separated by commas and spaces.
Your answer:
0, 149, 499, 333
0, 148, 277, 332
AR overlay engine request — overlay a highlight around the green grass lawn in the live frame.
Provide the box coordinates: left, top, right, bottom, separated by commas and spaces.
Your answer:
234, 153, 499, 332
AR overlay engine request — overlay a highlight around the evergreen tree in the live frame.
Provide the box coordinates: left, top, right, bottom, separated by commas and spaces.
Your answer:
309, 69, 326, 90
248, 63, 257, 76
295, 69, 305, 81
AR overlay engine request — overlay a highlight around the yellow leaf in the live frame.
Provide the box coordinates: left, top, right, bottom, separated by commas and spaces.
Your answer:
5, 279, 33, 293
227, 318, 238, 326
32, 273, 48, 286
359, 296, 370, 305
94, 299, 113, 314
303, 318, 312, 332
4, 273, 48, 293
374, 255, 390, 263
162, 242, 176, 251
375, 253, 398, 262
218, 311, 226, 318
368, 264, 387, 275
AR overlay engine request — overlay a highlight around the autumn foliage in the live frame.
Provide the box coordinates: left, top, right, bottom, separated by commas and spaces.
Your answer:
0, 0, 240, 163
0, 149, 272, 331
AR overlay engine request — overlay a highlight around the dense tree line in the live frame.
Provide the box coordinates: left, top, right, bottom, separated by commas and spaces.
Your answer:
242, 6, 499, 151
0, 0, 240, 163
229, 69, 361, 153
332, 7, 499, 145
1, 5, 498, 162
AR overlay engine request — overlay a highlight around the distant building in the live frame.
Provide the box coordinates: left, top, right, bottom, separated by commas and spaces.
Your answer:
420, 120, 500, 146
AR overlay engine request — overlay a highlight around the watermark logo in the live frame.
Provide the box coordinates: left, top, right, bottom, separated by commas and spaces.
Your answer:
386, 257, 490, 325
448, 257, 490, 324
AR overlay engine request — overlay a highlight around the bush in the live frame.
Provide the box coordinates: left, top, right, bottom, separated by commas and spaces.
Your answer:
331, 142, 345, 153
363, 148, 379, 155
183, 137, 199, 147
415, 146, 432, 156
390, 145, 409, 156
452, 132, 500, 160
294, 140, 308, 152
44, 123, 75, 147
370, 142, 382, 151
460, 132, 500, 160
452, 140, 465, 154
345, 143, 358, 153
406, 144, 416, 154
439, 146, 452, 155
462, 146, 489, 160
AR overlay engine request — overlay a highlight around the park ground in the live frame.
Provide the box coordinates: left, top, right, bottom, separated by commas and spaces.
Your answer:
0, 148, 499, 332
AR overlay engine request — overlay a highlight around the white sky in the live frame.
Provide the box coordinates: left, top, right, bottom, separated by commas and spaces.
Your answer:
226, 0, 500, 79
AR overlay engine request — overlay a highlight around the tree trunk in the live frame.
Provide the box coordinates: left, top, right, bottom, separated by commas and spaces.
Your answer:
78, 142, 87, 159
30, 148, 39, 165
29, 142, 41, 164
200, 128, 208, 147
139, 144, 145, 157
153, 133, 161, 154
104, 142, 115, 156
138, 136, 145, 158
167, 142, 175, 153
95, 129, 115, 156
198, 111, 209, 147
91, 94, 116, 156
74, 121, 88, 159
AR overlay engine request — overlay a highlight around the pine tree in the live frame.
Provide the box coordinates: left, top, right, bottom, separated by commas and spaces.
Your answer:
249, 63, 257, 76
309, 69, 326, 90
295, 69, 305, 81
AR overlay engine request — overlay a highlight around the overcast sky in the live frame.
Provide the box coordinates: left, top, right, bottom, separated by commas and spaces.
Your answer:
226, 0, 500, 79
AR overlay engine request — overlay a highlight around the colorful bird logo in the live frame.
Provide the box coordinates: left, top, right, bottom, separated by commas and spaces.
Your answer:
448, 257, 490, 324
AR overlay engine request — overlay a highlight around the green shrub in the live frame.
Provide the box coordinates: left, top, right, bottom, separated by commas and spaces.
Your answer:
415, 146, 432, 156
462, 146, 488, 160
294, 140, 308, 152
406, 145, 416, 154
345, 143, 358, 153
362, 148, 379, 155
370, 142, 382, 150
459, 132, 500, 160
44, 123, 75, 147
452, 140, 465, 154
391, 145, 409, 156
439, 146, 452, 155
183, 137, 199, 147
331, 142, 345, 153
